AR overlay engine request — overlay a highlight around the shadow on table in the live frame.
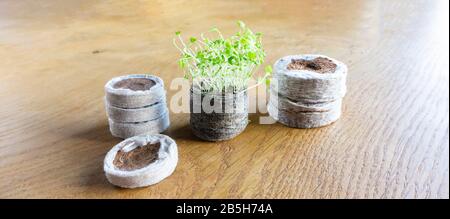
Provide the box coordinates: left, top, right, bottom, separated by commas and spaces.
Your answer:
165, 123, 199, 142
56, 121, 120, 189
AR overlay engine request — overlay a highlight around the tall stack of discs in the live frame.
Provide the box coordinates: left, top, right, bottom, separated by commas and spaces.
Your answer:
105, 74, 170, 138
268, 54, 347, 128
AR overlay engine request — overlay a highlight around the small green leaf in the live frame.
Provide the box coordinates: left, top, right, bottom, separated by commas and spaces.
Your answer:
175, 31, 181, 36
265, 78, 271, 87
178, 59, 186, 69
264, 65, 273, 74
210, 27, 219, 32
247, 52, 256, 59
190, 37, 197, 43
237, 20, 245, 29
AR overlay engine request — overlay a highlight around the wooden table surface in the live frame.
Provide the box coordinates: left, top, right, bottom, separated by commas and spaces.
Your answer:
0, 0, 448, 199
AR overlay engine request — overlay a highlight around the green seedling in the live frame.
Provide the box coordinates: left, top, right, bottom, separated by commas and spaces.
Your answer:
174, 21, 271, 93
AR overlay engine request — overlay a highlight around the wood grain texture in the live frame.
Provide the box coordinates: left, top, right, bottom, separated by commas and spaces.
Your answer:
0, 0, 448, 198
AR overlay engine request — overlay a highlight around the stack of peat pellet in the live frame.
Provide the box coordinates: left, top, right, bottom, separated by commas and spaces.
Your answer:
268, 54, 347, 128
105, 74, 170, 138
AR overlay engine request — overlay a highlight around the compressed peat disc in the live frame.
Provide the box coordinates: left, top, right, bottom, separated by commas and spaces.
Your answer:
109, 112, 170, 139
269, 89, 342, 113
105, 74, 166, 108
267, 101, 342, 129
104, 134, 178, 188
105, 99, 168, 123
272, 54, 347, 103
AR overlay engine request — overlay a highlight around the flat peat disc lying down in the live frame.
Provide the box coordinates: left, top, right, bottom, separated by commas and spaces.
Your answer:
105, 74, 166, 108
104, 134, 178, 188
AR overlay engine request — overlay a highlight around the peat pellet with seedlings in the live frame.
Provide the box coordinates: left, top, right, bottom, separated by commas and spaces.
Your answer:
272, 54, 347, 103
105, 74, 166, 108
174, 21, 271, 141
108, 112, 170, 139
104, 134, 178, 188
105, 99, 168, 123
189, 87, 249, 141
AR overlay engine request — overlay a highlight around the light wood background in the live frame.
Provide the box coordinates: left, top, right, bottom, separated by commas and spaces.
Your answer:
0, 0, 448, 199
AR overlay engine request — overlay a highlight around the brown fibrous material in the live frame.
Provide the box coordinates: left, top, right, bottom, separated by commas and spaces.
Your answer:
113, 142, 161, 171
287, 57, 337, 73
113, 78, 156, 91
